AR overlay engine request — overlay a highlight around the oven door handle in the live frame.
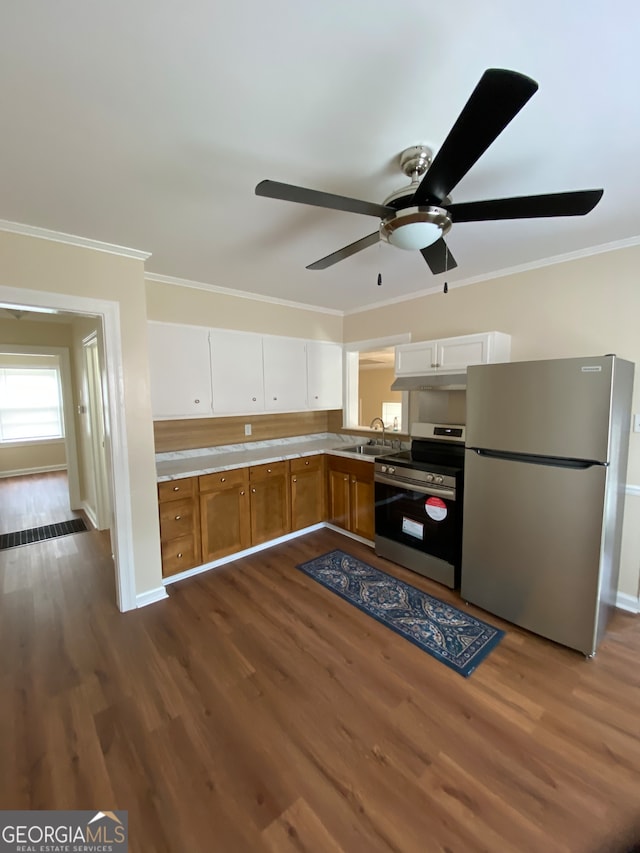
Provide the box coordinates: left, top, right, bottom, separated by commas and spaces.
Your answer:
375, 474, 455, 500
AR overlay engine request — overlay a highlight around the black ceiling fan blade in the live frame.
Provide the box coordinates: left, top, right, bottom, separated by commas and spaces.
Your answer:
447, 189, 604, 222
256, 180, 394, 219
413, 69, 539, 205
420, 239, 457, 275
306, 231, 380, 270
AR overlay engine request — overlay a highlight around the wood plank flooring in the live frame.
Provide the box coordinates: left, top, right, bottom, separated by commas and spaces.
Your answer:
0, 470, 80, 534
1, 475, 640, 852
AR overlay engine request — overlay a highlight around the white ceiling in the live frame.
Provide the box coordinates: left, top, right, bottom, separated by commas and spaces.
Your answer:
1, 1, 639, 314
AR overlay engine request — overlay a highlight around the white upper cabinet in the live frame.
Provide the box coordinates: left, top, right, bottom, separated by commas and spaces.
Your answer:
395, 332, 511, 376
307, 341, 343, 409
263, 336, 308, 411
148, 322, 345, 418
148, 322, 212, 419
210, 329, 265, 414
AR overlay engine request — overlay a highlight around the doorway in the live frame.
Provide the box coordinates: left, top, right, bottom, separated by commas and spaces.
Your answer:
0, 284, 137, 611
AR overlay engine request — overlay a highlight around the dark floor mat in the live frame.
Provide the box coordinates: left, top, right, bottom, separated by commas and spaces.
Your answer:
0, 518, 87, 550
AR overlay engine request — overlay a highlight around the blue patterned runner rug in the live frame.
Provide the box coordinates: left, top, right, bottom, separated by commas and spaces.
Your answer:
297, 550, 504, 677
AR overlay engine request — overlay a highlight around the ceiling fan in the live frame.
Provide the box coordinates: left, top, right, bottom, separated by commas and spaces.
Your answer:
255, 68, 603, 275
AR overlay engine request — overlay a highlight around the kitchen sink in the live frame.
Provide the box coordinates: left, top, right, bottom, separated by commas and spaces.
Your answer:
339, 444, 394, 456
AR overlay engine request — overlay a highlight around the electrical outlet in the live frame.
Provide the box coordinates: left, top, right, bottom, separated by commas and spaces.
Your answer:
633, 413, 640, 434
244, 424, 252, 436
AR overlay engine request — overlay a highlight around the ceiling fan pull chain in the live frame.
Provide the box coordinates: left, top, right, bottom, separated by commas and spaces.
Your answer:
443, 244, 449, 293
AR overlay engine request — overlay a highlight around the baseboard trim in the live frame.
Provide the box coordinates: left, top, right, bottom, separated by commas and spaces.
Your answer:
136, 586, 169, 608
616, 591, 640, 614
81, 500, 98, 531
625, 484, 640, 497
162, 522, 346, 587
0, 464, 67, 479
323, 523, 374, 547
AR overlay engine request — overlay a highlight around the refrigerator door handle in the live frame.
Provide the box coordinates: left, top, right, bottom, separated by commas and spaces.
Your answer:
469, 447, 605, 470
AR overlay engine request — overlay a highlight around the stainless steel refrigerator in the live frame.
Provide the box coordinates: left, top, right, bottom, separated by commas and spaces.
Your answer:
461, 355, 634, 656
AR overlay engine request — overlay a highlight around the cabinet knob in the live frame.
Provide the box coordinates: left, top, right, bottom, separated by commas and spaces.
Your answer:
267, 468, 272, 473
172, 486, 180, 491
273, 396, 277, 401
252, 397, 256, 402
305, 460, 310, 465
174, 515, 181, 520
352, 478, 356, 484
220, 477, 226, 483
344, 476, 348, 481
431, 363, 436, 368
314, 395, 319, 399
252, 488, 256, 493
240, 490, 245, 496
292, 477, 297, 483
194, 399, 200, 404
177, 552, 183, 558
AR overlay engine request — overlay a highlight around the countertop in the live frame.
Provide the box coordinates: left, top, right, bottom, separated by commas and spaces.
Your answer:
155, 432, 402, 482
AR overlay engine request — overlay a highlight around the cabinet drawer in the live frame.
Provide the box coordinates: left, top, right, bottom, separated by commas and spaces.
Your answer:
158, 477, 197, 502
161, 535, 198, 576
199, 467, 248, 492
159, 498, 196, 542
290, 455, 323, 474
249, 460, 289, 481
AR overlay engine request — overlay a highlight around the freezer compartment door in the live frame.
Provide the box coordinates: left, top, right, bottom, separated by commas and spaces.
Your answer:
466, 356, 614, 462
461, 450, 608, 655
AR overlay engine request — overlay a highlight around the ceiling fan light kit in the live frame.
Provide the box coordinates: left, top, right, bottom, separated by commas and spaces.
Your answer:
380, 205, 452, 250
255, 68, 604, 277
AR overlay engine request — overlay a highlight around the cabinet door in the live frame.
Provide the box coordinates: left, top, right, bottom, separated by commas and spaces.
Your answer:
291, 457, 325, 530
327, 467, 351, 530
148, 322, 212, 418
437, 333, 492, 372
249, 462, 291, 544
395, 341, 439, 376
200, 482, 251, 562
350, 468, 374, 540
263, 336, 308, 411
210, 329, 265, 414
307, 341, 343, 409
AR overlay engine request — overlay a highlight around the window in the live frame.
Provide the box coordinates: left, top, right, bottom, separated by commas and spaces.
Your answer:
0, 365, 64, 443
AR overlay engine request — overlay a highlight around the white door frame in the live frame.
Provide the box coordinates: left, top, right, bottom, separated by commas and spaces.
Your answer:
82, 331, 111, 530
0, 284, 136, 612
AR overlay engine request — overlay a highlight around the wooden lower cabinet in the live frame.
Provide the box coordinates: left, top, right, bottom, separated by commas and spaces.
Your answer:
158, 452, 368, 576
290, 455, 326, 531
326, 456, 375, 540
199, 468, 251, 562
249, 461, 291, 545
158, 476, 201, 577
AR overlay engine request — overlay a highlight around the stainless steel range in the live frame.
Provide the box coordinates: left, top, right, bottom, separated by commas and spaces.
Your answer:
374, 422, 465, 588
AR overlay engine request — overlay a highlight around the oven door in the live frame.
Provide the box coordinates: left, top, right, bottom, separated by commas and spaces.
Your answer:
374, 476, 460, 566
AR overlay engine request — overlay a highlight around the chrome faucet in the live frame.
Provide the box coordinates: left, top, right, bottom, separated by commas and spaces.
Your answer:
369, 417, 387, 446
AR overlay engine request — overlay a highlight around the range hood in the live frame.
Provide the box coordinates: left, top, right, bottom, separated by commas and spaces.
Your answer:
391, 372, 468, 391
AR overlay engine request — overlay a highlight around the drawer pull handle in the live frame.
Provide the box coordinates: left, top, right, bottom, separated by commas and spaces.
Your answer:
292, 477, 297, 483
305, 460, 309, 465
267, 468, 272, 473
177, 552, 183, 558
251, 487, 256, 493
175, 515, 182, 520
221, 477, 226, 483
344, 476, 348, 482
194, 399, 200, 404
172, 486, 180, 491
240, 490, 245, 496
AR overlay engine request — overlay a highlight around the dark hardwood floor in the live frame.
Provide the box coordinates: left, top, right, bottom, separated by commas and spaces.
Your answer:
1, 474, 640, 852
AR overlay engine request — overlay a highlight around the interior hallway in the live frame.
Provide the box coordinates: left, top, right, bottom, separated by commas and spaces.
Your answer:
0, 470, 83, 534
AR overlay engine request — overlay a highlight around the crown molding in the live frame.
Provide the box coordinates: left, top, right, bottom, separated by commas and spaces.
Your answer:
344, 234, 640, 316
144, 272, 343, 316
0, 219, 151, 261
